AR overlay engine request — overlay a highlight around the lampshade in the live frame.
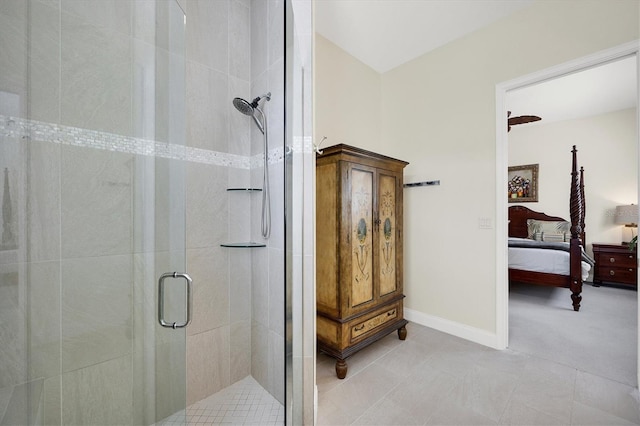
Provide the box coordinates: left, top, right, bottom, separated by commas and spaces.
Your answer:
615, 204, 638, 226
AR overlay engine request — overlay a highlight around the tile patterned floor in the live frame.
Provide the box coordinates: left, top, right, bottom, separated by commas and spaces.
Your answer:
158, 376, 284, 425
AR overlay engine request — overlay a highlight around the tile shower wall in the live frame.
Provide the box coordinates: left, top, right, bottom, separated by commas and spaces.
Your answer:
184, 0, 285, 407
250, 0, 286, 405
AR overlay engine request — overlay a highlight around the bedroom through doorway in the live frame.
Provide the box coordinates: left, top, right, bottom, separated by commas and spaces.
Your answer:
497, 45, 639, 388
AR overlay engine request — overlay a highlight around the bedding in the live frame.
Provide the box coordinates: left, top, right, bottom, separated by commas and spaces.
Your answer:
508, 238, 593, 281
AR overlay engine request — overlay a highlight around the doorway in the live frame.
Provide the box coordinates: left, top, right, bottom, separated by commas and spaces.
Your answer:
496, 41, 640, 386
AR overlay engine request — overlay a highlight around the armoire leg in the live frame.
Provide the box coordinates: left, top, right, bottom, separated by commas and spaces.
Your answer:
335, 359, 348, 379
398, 325, 407, 340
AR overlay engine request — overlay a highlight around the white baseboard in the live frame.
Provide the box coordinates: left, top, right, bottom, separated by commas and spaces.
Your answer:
405, 308, 500, 349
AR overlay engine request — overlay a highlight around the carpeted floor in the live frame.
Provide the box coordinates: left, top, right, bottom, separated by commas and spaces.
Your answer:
509, 281, 638, 387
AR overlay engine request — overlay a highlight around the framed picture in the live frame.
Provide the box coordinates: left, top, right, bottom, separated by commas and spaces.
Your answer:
508, 164, 538, 203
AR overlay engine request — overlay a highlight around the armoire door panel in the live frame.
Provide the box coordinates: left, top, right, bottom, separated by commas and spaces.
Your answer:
378, 173, 397, 296
350, 167, 374, 307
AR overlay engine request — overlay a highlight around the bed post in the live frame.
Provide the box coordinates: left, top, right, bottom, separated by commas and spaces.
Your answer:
580, 166, 586, 246
569, 146, 583, 311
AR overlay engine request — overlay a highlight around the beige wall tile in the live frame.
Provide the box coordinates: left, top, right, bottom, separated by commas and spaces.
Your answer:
60, 12, 132, 135
0, 262, 26, 389
0, 378, 44, 426
230, 320, 251, 383
62, 0, 132, 36
0, 1, 27, 117
186, 0, 228, 73
61, 255, 132, 372
61, 355, 133, 425
229, 0, 251, 81
43, 375, 61, 426
155, 336, 187, 422
186, 61, 229, 151
229, 249, 251, 323
186, 247, 229, 336
187, 326, 230, 405
228, 192, 252, 243
268, 330, 284, 404
28, 0, 60, 123
251, 321, 269, 389
267, 160, 285, 250
250, 0, 267, 81
267, 0, 284, 67
251, 248, 268, 326
268, 248, 284, 335
27, 140, 60, 262
60, 146, 133, 258
186, 162, 228, 250
28, 261, 61, 381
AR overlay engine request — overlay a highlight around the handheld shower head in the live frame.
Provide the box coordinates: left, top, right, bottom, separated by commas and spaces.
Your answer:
232, 93, 271, 115
232, 92, 271, 134
232, 97, 254, 116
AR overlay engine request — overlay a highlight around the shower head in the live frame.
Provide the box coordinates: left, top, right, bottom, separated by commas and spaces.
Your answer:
232, 97, 255, 116
232, 93, 271, 116
232, 92, 271, 134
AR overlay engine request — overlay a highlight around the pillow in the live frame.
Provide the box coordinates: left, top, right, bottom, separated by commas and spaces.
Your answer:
531, 232, 568, 242
527, 219, 570, 241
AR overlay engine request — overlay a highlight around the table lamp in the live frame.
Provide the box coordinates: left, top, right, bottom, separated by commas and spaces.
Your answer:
615, 204, 638, 244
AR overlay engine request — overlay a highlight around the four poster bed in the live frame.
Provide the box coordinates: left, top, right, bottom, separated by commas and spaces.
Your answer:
508, 146, 594, 311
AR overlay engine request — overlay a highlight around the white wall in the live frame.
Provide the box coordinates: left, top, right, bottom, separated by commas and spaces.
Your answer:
508, 108, 638, 256
315, 0, 639, 342
381, 0, 639, 338
315, 34, 383, 152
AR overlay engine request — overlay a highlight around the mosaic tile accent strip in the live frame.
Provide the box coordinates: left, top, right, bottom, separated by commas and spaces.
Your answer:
250, 146, 286, 169
156, 376, 284, 425
0, 115, 286, 169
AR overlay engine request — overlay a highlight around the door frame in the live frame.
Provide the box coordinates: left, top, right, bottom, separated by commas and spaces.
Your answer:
494, 40, 640, 385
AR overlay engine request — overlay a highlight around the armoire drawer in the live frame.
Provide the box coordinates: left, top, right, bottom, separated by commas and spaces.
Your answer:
348, 301, 402, 343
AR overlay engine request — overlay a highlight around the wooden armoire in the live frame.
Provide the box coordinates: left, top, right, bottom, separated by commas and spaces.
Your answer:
316, 144, 408, 379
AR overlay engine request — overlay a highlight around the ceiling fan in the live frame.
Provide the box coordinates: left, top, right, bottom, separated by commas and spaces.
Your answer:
508, 111, 541, 132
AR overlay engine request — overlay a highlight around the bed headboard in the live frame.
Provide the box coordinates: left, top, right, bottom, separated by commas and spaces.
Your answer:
508, 206, 566, 239
508, 205, 586, 245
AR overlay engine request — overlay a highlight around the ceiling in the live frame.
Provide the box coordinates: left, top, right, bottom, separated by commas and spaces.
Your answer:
315, 0, 638, 125
314, 0, 534, 74
507, 56, 637, 128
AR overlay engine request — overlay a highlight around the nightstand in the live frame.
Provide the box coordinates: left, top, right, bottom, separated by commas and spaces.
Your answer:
592, 243, 637, 289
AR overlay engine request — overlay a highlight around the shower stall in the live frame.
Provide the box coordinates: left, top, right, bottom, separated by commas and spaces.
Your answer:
0, 0, 312, 424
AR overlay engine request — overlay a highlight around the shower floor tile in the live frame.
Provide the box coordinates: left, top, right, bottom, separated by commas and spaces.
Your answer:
157, 376, 284, 425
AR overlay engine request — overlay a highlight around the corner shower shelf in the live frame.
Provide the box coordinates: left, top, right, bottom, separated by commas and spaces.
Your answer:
223, 188, 265, 247
220, 242, 266, 248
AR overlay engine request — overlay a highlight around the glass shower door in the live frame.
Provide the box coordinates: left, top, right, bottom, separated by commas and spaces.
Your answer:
133, 2, 189, 423
0, 0, 188, 424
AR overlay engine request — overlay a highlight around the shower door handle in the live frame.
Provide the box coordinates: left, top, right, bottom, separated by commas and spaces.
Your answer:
158, 272, 193, 329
